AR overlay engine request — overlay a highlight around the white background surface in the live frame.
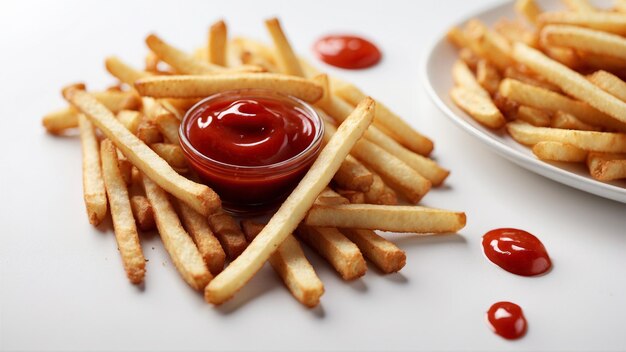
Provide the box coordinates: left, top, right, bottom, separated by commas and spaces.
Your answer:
1, 0, 625, 351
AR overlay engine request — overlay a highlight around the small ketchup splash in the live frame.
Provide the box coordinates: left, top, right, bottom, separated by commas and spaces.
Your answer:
313, 35, 382, 69
487, 302, 527, 340
482, 228, 551, 276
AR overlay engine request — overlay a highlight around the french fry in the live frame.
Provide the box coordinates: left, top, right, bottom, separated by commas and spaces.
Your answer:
562, 0, 597, 12
364, 172, 386, 205
100, 139, 146, 284
335, 189, 365, 204
150, 143, 188, 172
452, 60, 489, 97
116, 151, 133, 185
142, 174, 212, 290
204, 98, 374, 305
136, 117, 163, 144
507, 120, 626, 153
451, 87, 506, 129
264, 18, 305, 77
465, 19, 515, 71
579, 51, 626, 71
78, 114, 107, 225
208, 20, 228, 66
516, 105, 551, 127
134, 74, 323, 102
447, 27, 472, 49
380, 186, 398, 205
332, 82, 434, 156
63, 87, 221, 216
105, 56, 152, 86
339, 228, 406, 274
588, 70, 626, 102
541, 45, 580, 69
296, 225, 366, 281
242, 221, 324, 308
476, 59, 502, 96
493, 18, 538, 47
513, 43, 626, 125
617, 0, 626, 12
153, 109, 180, 144
515, 0, 542, 24
305, 204, 467, 234
333, 155, 374, 192
551, 111, 600, 131
130, 195, 155, 231
587, 152, 626, 180
116, 110, 142, 134
532, 141, 588, 162
459, 48, 480, 70
175, 200, 226, 275
541, 25, 626, 61
229, 37, 278, 71
207, 210, 249, 260
499, 78, 626, 132
503, 67, 562, 92
315, 187, 350, 206
145, 51, 161, 73
42, 108, 82, 134
537, 11, 626, 36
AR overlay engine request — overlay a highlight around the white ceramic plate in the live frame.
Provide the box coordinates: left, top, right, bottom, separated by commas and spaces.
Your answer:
422, 0, 626, 204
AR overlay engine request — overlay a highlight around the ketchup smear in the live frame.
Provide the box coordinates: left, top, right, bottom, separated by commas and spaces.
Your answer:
482, 228, 552, 276
313, 35, 382, 69
487, 302, 528, 340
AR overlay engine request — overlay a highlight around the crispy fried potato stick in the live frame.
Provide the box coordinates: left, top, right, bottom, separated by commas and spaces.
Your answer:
333, 155, 374, 192
499, 78, 626, 132
451, 87, 506, 129
542, 25, 626, 61
63, 87, 220, 216
532, 141, 588, 162
204, 98, 374, 305
101, 139, 146, 284
333, 82, 434, 156
335, 189, 365, 204
207, 210, 249, 260
150, 143, 188, 172
264, 18, 305, 77
208, 20, 228, 66
116, 110, 142, 134
305, 204, 466, 233
175, 200, 226, 275
476, 59, 501, 96
587, 152, 626, 180
503, 67, 561, 92
515, 0, 542, 24
465, 20, 515, 71
339, 228, 406, 274
78, 114, 107, 225
136, 117, 163, 144
516, 106, 551, 127
513, 43, 626, 125
242, 221, 324, 307
116, 151, 133, 185
588, 70, 626, 103
142, 174, 212, 290
452, 60, 489, 97
135, 74, 323, 102
153, 109, 180, 144
537, 11, 626, 36
507, 121, 626, 152
551, 111, 600, 131
364, 172, 386, 204
296, 225, 366, 281
493, 19, 538, 47
130, 195, 155, 231
315, 187, 350, 206
105, 56, 153, 86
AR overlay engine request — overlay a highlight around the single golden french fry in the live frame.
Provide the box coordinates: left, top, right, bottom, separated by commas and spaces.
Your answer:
150, 143, 188, 172
145, 51, 161, 73
551, 111, 601, 131
579, 51, 626, 71
503, 67, 562, 92
563, 0, 597, 12
516, 106, 552, 127
142, 174, 212, 290
452, 60, 489, 97
587, 152, 626, 180
136, 117, 163, 144
515, 0, 542, 24
364, 172, 386, 205
513, 43, 626, 125
101, 139, 146, 284
542, 25, 626, 61
208, 20, 228, 66
447, 27, 470, 48
332, 82, 434, 156
305, 204, 466, 233
135, 74, 323, 102
63, 87, 221, 216
537, 11, 626, 35
334, 189, 365, 204
465, 19, 515, 71
130, 195, 155, 231
493, 18, 539, 47
242, 221, 324, 308
207, 210, 249, 260
78, 114, 107, 225
229, 37, 278, 71
296, 225, 367, 281
459, 48, 480, 70
333, 155, 374, 192
541, 45, 581, 69
532, 141, 588, 162
499, 78, 626, 132
380, 186, 398, 205
105, 56, 152, 86
264, 18, 305, 77
116, 110, 142, 134
204, 98, 374, 305
507, 120, 626, 152
175, 200, 226, 275
315, 187, 350, 206
116, 151, 133, 186
153, 108, 180, 144
588, 70, 626, 103
339, 228, 406, 274
476, 59, 502, 96
451, 87, 506, 129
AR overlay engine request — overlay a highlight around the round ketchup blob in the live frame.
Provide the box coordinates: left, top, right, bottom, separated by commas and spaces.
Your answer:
487, 302, 528, 340
482, 228, 552, 276
313, 35, 382, 69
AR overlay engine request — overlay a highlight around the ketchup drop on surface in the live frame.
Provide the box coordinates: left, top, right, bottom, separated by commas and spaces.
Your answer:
313, 35, 382, 69
482, 228, 552, 276
487, 301, 527, 340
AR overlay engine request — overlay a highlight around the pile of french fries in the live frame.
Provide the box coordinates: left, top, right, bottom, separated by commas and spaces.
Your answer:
448, 0, 626, 182
44, 18, 466, 308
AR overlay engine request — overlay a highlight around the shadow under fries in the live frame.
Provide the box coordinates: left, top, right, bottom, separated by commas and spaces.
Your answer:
382, 271, 409, 284
389, 232, 468, 248
214, 263, 281, 315
347, 279, 368, 293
